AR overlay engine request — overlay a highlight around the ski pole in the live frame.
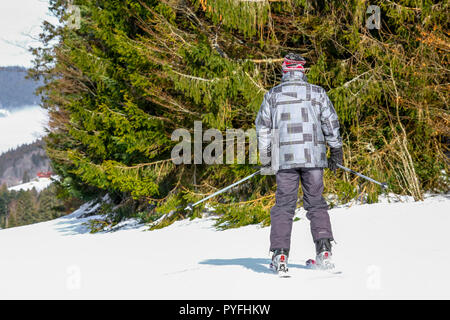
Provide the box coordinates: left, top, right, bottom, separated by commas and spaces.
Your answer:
185, 170, 261, 211
337, 164, 388, 189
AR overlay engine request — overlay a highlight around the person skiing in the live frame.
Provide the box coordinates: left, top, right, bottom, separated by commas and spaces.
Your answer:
255, 53, 343, 276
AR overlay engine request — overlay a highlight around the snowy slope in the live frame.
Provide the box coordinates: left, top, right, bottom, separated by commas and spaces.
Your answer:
7, 177, 53, 192
0, 194, 449, 299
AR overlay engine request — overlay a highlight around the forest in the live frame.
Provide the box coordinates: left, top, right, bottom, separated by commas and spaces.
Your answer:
0, 183, 81, 229
28, 0, 448, 230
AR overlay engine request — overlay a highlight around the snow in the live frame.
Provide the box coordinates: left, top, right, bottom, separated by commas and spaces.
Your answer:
0, 109, 10, 117
7, 177, 53, 192
0, 193, 449, 299
0, 105, 48, 155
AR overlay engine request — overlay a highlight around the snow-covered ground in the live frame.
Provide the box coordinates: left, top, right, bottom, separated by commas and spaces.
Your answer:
0, 193, 449, 299
0, 106, 48, 155
0, 109, 10, 117
7, 177, 53, 192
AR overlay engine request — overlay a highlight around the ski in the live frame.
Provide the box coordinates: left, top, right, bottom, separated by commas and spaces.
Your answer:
306, 258, 343, 275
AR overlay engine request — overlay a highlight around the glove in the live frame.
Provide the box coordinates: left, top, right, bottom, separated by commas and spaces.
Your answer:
259, 150, 274, 175
328, 147, 343, 172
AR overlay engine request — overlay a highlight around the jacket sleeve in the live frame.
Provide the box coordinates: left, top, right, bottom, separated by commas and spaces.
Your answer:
319, 90, 343, 149
255, 91, 273, 165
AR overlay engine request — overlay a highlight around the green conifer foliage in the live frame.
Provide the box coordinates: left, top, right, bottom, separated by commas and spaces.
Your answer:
30, 0, 449, 228
190, 0, 272, 38
0, 184, 77, 229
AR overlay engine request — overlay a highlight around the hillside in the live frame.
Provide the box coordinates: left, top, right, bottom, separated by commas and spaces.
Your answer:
0, 193, 448, 299
0, 140, 51, 187
7, 177, 53, 193
0, 66, 43, 109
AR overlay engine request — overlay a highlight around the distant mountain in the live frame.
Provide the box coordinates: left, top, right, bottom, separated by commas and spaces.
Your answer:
0, 140, 51, 187
0, 66, 43, 109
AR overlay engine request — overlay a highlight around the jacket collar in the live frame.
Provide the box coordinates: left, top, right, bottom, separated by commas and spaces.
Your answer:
281, 70, 308, 83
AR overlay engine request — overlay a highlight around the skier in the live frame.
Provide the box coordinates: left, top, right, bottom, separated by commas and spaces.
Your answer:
255, 53, 343, 276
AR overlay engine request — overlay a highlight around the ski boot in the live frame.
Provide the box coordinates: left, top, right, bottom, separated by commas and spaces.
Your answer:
306, 238, 335, 270
269, 248, 290, 277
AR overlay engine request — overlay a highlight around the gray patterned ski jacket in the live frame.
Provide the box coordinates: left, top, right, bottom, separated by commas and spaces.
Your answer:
255, 70, 342, 171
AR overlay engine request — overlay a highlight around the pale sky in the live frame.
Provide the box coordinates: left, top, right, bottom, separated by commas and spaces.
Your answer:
0, 0, 58, 67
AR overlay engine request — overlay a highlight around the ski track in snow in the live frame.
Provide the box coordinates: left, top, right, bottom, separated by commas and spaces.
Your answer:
0, 194, 449, 299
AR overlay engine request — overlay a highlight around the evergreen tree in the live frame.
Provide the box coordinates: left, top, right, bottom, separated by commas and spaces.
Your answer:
0, 184, 70, 228
22, 171, 31, 184
14, 190, 37, 226
29, 0, 449, 227
0, 184, 8, 227
6, 199, 17, 228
